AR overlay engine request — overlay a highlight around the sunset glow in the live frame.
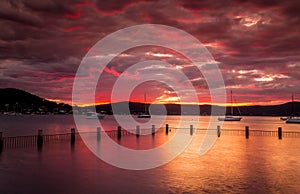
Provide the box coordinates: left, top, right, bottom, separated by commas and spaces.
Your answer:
0, 0, 299, 106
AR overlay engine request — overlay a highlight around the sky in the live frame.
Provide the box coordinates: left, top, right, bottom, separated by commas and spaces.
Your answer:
0, 0, 299, 106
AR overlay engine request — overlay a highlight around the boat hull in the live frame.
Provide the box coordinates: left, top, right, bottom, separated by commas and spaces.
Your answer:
218, 116, 242, 121
280, 117, 289, 121
137, 114, 151, 118
286, 118, 300, 124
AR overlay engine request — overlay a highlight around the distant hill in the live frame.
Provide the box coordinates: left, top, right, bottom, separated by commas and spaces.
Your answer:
1, 88, 299, 116
238, 102, 300, 116
95, 101, 300, 116
0, 88, 71, 114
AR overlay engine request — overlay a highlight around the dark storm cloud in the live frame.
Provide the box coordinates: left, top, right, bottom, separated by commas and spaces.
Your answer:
0, 0, 299, 104
0, 1, 44, 26
22, 0, 79, 14
94, 0, 137, 13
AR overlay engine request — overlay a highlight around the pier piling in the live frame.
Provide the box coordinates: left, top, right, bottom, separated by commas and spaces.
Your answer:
136, 125, 140, 138
97, 127, 101, 142
278, 127, 282, 140
217, 126, 221, 137
245, 126, 249, 139
166, 124, 169, 135
190, 125, 193, 136
37, 129, 43, 148
71, 128, 75, 144
0, 132, 3, 153
117, 126, 122, 140
152, 125, 155, 136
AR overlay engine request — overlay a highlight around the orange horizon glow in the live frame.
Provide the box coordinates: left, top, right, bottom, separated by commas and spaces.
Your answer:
69, 100, 295, 107
46, 94, 292, 107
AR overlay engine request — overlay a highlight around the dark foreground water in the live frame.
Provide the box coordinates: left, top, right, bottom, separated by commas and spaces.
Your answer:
0, 115, 300, 193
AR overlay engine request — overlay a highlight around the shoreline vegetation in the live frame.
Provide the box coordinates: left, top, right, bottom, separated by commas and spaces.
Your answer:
0, 88, 299, 116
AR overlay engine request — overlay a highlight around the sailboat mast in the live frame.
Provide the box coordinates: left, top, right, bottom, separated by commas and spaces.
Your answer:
144, 93, 147, 114
292, 94, 294, 117
231, 90, 233, 115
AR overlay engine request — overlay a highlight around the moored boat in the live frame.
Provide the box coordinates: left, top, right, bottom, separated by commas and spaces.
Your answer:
218, 116, 242, 121
137, 94, 151, 119
218, 90, 242, 121
286, 117, 300, 124
280, 116, 290, 121
137, 114, 151, 118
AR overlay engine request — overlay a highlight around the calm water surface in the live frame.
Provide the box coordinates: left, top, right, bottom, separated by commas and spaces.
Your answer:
1, 115, 299, 136
0, 115, 299, 193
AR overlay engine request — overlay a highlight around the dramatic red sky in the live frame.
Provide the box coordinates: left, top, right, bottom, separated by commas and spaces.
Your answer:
0, 0, 299, 106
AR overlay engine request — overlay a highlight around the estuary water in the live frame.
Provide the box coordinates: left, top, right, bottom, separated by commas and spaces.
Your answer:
1, 115, 299, 136
0, 115, 299, 193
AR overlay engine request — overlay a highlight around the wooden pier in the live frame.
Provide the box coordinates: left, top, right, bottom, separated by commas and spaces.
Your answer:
0, 125, 300, 151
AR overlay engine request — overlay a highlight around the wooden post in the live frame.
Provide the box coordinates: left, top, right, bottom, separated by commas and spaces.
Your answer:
278, 127, 282, 140
217, 125, 221, 137
97, 127, 101, 142
136, 125, 140, 138
71, 128, 75, 144
166, 124, 169, 135
0, 132, 3, 153
37, 129, 43, 148
245, 126, 249, 139
117, 126, 121, 140
190, 125, 193, 136
152, 125, 155, 136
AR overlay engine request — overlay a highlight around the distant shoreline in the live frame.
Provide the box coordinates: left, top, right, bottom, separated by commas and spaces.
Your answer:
1, 88, 299, 117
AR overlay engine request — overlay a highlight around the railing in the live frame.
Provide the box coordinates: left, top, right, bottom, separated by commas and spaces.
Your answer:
0, 125, 299, 151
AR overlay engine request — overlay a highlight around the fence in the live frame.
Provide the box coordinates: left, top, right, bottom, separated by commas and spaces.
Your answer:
1, 125, 300, 151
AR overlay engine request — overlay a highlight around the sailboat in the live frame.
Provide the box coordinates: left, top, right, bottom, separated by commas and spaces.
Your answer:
137, 94, 151, 118
218, 91, 242, 121
286, 94, 300, 124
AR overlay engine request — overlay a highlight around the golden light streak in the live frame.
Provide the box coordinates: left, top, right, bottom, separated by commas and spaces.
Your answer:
254, 76, 273, 82
203, 42, 224, 48
72, 101, 110, 107
45, 98, 61, 103
241, 15, 261, 27
254, 74, 289, 82
238, 69, 258, 74
145, 52, 173, 57
176, 65, 183, 69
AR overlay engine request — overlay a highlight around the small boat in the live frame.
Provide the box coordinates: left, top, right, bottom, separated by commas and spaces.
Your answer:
137, 114, 151, 118
86, 112, 105, 119
286, 117, 300, 124
280, 116, 291, 121
218, 115, 242, 121
218, 90, 242, 121
137, 94, 151, 118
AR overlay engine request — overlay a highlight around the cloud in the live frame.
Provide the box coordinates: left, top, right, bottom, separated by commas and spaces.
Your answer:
94, 0, 138, 14
0, 0, 299, 104
0, 1, 44, 26
23, 0, 78, 14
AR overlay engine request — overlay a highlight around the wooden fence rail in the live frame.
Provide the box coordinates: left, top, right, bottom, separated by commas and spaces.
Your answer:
1, 125, 299, 151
